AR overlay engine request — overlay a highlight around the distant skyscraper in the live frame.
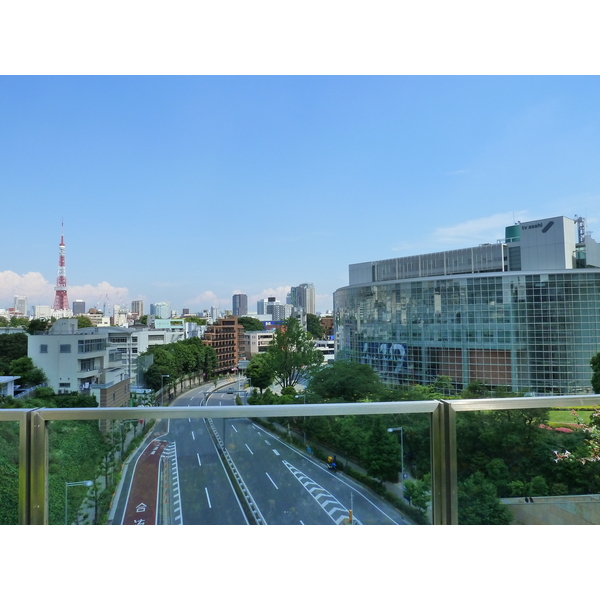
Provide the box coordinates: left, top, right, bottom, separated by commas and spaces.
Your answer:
72, 299, 86, 315
131, 300, 144, 317
292, 283, 316, 315
150, 301, 171, 319
232, 294, 248, 316
14, 295, 27, 316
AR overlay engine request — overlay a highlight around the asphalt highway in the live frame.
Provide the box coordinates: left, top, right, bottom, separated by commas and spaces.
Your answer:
161, 384, 408, 525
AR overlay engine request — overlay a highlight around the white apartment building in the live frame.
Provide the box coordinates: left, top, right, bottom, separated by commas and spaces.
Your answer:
244, 330, 275, 357
28, 319, 186, 401
33, 306, 53, 319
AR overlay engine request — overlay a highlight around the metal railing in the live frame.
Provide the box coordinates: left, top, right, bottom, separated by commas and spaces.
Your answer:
2, 393, 598, 524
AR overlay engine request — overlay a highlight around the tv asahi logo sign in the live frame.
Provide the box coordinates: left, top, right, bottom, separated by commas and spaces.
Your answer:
522, 220, 554, 233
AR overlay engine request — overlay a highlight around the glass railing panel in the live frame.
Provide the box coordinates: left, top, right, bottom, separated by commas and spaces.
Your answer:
47, 416, 157, 525
44, 409, 434, 525
0, 414, 22, 525
454, 401, 600, 525
233, 412, 433, 525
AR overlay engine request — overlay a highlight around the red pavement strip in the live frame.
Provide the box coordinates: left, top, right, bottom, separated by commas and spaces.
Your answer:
122, 440, 169, 525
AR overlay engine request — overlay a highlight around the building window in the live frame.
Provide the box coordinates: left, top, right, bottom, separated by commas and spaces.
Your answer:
40, 344, 48, 353
60, 344, 71, 353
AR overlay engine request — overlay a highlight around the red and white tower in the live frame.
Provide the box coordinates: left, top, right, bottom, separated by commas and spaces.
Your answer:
52, 222, 70, 311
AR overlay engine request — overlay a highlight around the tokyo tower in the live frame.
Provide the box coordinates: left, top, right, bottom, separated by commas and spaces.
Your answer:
52, 222, 70, 310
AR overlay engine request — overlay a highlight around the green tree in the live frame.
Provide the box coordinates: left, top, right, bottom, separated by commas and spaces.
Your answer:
265, 318, 322, 389
185, 316, 207, 326
364, 417, 401, 483
238, 316, 265, 332
461, 380, 489, 399
0, 332, 28, 374
246, 354, 274, 394
8, 316, 28, 327
306, 313, 324, 339
307, 360, 383, 403
403, 475, 431, 513
26, 318, 55, 335
77, 315, 94, 328
529, 475, 548, 496
458, 472, 512, 525
8, 356, 46, 387
432, 375, 454, 397
591, 351, 600, 393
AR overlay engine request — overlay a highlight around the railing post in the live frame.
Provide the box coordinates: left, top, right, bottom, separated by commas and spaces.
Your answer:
431, 401, 458, 524
29, 410, 49, 525
19, 410, 34, 524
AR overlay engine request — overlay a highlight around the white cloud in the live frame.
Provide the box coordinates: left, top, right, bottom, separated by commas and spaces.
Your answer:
184, 291, 225, 310
0, 271, 130, 312
0, 271, 54, 306
248, 286, 292, 309
429, 211, 531, 248
390, 211, 533, 256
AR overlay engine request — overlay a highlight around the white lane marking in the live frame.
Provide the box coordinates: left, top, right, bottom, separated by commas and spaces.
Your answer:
232, 425, 238, 432
266, 472, 279, 489
256, 425, 404, 524
197, 453, 202, 466
265, 440, 271, 445
245, 443, 253, 455
282, 460, 361, 525
300, 520, 305, 525
273, 449, 280, 456
205, 487, 212, 508
189, 418, 191, 423
191, 431, 195, 440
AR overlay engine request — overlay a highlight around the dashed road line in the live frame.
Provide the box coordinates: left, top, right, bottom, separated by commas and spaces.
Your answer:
282, 460, 361, 525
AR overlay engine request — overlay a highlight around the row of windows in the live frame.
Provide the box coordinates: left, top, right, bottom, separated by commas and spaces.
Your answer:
335, 271, 600, 392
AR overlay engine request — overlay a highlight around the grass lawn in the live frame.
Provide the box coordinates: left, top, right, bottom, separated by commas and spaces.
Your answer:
547, 410, 591, 427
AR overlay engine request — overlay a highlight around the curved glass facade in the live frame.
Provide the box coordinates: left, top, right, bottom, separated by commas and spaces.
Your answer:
334, 270, 600, 394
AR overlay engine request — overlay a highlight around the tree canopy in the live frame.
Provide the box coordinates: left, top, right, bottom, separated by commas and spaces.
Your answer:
238, 316, 265, 332
0, 333, 28, 374
306, 360, 383, 402
77, 315, 94, 328
306, 313, 324, 339
140, 337, 217, 391
246, 354, 274, 394
264, 318, 322, 389
591, 351, 600, 393
26, 318, 55, 335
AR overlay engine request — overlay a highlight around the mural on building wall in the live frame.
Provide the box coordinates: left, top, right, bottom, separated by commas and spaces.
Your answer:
360, 341, 407, 376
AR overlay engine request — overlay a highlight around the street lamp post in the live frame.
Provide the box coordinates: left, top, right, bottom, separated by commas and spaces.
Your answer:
65, 480, 94, 525
387, 427, 404, 479
161, 374, 170, 406
295, 394, 306, 446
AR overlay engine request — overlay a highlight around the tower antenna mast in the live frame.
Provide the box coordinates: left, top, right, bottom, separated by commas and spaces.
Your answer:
52, 221, 70, 311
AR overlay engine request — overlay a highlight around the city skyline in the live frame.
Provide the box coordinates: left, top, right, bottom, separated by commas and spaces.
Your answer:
1, 77, 600, 316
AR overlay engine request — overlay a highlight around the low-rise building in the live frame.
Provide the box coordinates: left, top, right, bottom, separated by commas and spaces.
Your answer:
0, 376, 20, 397
244, 330, 275, 357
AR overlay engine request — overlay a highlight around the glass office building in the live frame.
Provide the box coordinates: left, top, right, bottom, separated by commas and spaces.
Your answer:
334, 216, 600, 394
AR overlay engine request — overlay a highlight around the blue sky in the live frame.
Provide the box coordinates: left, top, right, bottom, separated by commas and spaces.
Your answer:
1, 75, 600, 316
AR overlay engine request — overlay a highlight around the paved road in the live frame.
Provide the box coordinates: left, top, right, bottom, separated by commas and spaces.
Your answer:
168, 385, 408, 525
113, 379, 409, 525
161, 385, 249, 524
